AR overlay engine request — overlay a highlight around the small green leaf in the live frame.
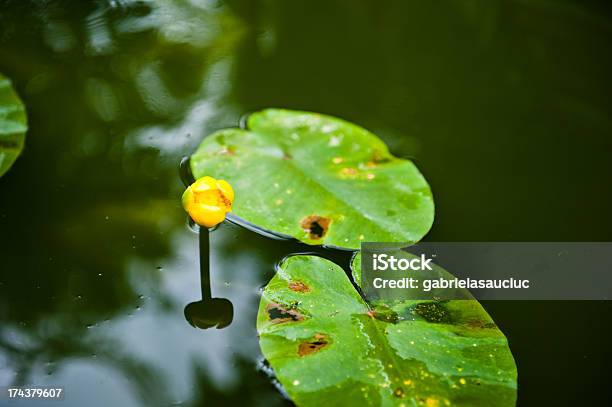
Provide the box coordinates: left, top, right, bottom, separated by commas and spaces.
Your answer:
0, 73, 27, 178
257, 255, 517, 406
191, 109, 434, 249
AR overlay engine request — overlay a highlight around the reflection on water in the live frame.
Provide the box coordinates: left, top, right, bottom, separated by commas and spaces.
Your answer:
1, 223, 292, 406
0, 1, 287, 405
184, 228, 234, 330
1, 0, 611, 405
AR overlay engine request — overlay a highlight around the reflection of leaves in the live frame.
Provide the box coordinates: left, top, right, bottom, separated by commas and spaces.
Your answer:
0, 0, 243, 391
187, 355, 292, 407
0, 73, 27, 177
0, 329, 168, 405
0, 197, 178, 397
0, 199, 179, 327
257, 255, 517, 406
0, 0, 243, 128
0, 0, 242, 350
191, 109, 434, 249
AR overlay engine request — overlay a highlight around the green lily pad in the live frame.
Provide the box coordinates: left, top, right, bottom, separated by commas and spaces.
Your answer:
0, 73, 27, 178
257, 255, 517, 406
191, 109, 434, 249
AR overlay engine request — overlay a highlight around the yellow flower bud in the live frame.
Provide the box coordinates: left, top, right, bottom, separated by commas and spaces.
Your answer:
182, 176, 234, 228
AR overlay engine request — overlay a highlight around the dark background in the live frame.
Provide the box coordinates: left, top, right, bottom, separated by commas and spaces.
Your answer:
0, 0, 611, 405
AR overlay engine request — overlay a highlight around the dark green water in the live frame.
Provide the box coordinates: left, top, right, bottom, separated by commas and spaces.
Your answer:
1, 0, 611, 405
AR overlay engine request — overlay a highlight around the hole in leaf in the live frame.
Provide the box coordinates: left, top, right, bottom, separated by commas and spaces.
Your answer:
288, 281, 310, 293
298, 333, 329, 357
266, 303, 304, 324
300, 215, 331, 239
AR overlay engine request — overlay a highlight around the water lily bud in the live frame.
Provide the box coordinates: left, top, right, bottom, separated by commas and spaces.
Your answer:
182, 176, 234, 228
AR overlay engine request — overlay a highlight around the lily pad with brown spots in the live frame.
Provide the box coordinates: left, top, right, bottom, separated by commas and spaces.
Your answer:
190, 109, 434, 249
257, 255, 517, 406
0, 73, 27, 178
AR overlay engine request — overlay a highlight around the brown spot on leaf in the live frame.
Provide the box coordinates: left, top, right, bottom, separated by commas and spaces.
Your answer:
393, 387, 405, 398
298, 333, 329, 356
218, 145, 236, 155
463, 319, 496, 330
300, 215, 331, 239
372, 149, 391, 164
0, 139, 19, 149
266, 303, 304, 324
367, 307, 399, 324
288, 281, 310, 293
283, 151, 292, 160
340, 167, 358, 177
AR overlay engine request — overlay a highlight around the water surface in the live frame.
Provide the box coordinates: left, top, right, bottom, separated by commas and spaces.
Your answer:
1, 1, 611, 405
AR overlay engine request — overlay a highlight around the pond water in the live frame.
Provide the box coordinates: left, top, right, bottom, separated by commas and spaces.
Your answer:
1, 1, 611, 405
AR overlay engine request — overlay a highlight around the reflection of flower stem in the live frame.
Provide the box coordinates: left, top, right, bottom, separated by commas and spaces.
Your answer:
199, 226, 211, 300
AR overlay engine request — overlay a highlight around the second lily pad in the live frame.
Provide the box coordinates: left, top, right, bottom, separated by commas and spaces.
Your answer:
257, 255, 517, 406
190, 109, 434, 249
0, 73, 27, 178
